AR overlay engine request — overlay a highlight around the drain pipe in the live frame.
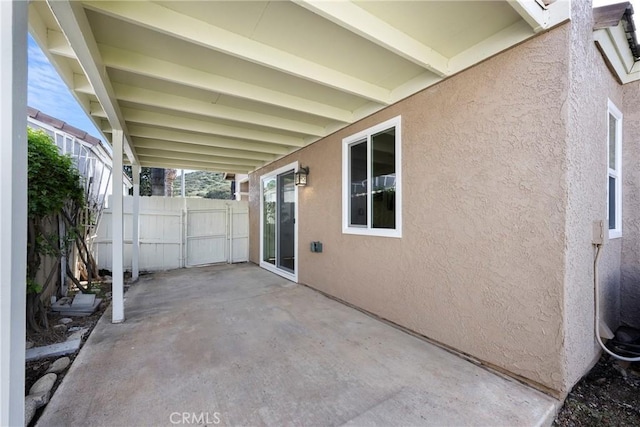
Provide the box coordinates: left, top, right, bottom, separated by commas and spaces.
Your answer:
593, 221, 640, 361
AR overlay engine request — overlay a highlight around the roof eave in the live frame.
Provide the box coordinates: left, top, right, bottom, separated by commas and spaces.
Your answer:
593, 2, 640, 84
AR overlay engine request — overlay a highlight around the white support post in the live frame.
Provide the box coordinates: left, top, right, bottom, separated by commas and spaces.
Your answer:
132, 164, 140, 281
111, 130, 125, 323
0, 2, 27, 425
180, 169, 186, 267
181, 197, 187, 268
228, 204, 234, 264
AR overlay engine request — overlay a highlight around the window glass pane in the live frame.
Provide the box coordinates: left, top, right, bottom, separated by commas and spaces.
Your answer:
609, 113, 616, 170
277, 171, 295, 273
350, 141, 367, 226
56, 134, 64, 151
263, 178, 276, 265
609, 175, 616, 230
79, 157, 86, 178
372, 128, 396, 229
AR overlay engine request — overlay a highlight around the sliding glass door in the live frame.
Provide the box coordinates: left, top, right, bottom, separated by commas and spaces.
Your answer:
261, 163, 297, 280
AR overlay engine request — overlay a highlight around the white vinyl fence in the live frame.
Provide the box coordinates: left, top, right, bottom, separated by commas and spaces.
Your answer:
94, 196, 249, 272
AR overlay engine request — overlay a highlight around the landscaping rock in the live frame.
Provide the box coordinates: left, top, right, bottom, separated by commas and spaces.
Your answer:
58, 317, 73, 325
72, 293, 96, 307
52, 324, 67, 333
613, 362, 629, 378
27, 390, 49, 408
29, 373, 57, 397
615, 326, 640, 344
46, 357, 70, 374
26, 339, 81, 362
66, 328, 88, 342
51, 294, 102, 316
57, 297, 73, 305
25, 395, 38, 425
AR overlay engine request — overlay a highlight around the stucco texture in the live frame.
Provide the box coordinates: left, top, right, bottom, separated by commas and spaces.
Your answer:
251, 26, 571, 394
622, 80, 640, 328
562, 0, 625, 391
248, 4, 635, 396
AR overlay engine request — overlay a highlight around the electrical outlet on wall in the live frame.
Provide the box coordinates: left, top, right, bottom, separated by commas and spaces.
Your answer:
592, 220, 608, 245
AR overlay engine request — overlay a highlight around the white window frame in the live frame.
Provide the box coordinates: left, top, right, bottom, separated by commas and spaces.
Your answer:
342, 116, 402, 238
607, 99, 622, 239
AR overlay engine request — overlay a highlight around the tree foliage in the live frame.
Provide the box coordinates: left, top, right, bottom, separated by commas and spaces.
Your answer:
28, 128, 83, 217
124, 168, 231, 199
27, 128, 88, 331
123, 165, 152, 196
172, 171, 231, 199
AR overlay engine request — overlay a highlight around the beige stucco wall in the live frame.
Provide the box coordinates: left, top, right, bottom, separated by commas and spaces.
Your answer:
622, 81, 640, 328
561, 0, 626, 390
250, 25, 572, 394
248, 3, 634, 395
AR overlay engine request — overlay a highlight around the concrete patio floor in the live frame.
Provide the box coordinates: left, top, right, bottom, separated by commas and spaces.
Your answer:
38, 263, 558, 426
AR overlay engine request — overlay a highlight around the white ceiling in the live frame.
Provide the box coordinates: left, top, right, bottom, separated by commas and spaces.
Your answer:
28, 0, 570, 173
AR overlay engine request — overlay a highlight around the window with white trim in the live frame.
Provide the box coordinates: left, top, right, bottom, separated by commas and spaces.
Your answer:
342, 116, 401, 238
607, 100, 622, 238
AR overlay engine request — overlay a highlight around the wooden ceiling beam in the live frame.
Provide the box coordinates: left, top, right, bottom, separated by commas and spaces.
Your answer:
126, 125, 291, 156
295, 0, 450, 77
113, 83, 326, 137
99, 44, 353, 123
132, 137, 277, 162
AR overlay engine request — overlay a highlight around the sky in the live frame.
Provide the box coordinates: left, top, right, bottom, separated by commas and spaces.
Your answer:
28, 34, 192, 173
27, 34, 102, 141
27, 0, 639, 159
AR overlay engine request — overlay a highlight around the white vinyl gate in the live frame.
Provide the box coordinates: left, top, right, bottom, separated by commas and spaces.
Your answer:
185, 198, 249, 266
94, 196, 248, 272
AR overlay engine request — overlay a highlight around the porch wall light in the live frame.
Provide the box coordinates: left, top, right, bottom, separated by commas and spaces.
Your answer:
295, 166, 309, 186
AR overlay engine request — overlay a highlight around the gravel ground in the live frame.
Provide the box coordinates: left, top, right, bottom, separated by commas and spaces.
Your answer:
25, 306, 109, 427
24, 278, 135, 426
554, 355, 640, 426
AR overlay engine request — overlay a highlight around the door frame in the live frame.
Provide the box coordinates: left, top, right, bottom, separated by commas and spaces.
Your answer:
259, 161, 299, 282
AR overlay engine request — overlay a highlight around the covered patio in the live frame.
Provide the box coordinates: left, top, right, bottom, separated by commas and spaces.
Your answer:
1, 1, 572, 424
38, 263, 557, 426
